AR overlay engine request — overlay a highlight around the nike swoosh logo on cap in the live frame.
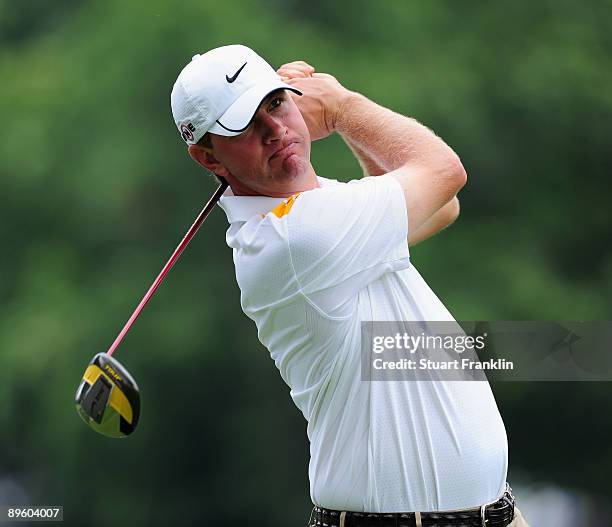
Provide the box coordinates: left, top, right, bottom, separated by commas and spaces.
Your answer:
226, 62, 247, 83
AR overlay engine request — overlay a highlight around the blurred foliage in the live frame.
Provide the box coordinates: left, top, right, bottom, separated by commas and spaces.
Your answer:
1, 0, 611, 525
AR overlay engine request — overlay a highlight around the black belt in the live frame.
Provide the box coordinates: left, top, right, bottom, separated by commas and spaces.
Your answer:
308, 483, 516, 527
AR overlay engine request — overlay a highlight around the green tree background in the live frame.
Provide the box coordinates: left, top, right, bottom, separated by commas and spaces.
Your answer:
1, 1, 611, 525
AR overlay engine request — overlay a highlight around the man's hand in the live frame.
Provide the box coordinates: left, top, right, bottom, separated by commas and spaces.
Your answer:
277, 61, 352, 141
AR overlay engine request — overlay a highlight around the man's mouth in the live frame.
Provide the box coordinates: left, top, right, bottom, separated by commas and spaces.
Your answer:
270, 142, 297, 161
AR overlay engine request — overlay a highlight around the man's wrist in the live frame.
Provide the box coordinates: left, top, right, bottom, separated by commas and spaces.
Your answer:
333, 90, 363, 135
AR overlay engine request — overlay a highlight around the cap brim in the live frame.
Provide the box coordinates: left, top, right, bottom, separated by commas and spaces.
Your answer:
209, 81, 302, 137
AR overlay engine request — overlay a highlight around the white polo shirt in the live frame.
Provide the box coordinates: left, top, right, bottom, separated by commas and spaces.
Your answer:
218, 174, 508, 513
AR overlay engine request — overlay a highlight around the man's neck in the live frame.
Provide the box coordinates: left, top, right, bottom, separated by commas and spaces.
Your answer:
228, 170, 320, 197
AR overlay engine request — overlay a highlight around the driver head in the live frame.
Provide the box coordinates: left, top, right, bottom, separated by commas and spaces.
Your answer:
75, 353, 140, 438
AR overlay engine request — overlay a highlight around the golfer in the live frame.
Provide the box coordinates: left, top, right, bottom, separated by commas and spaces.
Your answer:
171, 45, 529, 527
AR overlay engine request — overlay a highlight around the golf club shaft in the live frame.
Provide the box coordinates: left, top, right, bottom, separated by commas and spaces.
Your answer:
107, 179, 229, 357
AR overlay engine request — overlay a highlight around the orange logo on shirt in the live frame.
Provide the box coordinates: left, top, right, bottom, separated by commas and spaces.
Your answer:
270, 193, 300, 218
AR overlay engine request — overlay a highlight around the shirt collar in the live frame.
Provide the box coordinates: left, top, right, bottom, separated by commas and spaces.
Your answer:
218, 176, 340, 224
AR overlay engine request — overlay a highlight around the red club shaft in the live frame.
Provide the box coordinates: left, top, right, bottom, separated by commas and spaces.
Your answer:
107, 180, 228, 356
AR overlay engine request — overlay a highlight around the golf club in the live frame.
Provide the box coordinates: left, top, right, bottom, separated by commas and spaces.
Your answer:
75, 179, 229, 437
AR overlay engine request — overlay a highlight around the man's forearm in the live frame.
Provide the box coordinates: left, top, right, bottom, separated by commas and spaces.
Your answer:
409, 197, 460, 246
340, 134, 386, 177
335, 92, 460, 176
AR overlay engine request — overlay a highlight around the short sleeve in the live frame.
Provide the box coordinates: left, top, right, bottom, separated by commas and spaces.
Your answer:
287, 174, 410, 315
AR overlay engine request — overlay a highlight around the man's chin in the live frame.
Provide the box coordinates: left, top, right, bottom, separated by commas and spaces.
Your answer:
271, 151, 307, 179
260, 158, 315, 196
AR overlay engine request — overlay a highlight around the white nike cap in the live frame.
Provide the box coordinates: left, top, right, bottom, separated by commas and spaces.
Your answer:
170, 44, 302, 145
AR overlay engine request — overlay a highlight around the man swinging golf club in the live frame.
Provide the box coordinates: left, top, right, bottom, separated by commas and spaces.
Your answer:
170, 45, 529, 527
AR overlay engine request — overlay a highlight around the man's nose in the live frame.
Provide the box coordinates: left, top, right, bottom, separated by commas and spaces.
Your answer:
261, 115, 286, 143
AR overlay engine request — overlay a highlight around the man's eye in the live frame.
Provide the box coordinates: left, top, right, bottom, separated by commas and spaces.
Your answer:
269, 97, 283, 110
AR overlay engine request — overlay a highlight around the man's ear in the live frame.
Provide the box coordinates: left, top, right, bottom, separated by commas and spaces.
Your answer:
188, 144, 229, 178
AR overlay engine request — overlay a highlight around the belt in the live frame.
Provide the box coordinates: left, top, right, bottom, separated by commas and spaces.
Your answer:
308, 483, 516, 527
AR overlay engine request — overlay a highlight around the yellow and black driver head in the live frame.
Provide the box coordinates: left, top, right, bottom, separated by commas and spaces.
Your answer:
75, 353, 140, 438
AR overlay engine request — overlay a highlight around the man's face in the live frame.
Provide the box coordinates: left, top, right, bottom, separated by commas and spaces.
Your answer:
207, 90, 315, 197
